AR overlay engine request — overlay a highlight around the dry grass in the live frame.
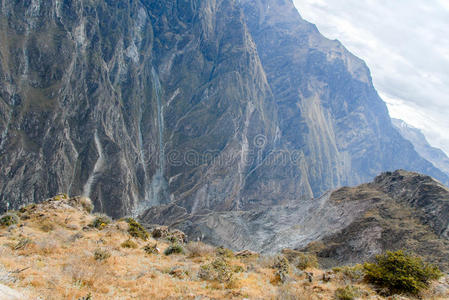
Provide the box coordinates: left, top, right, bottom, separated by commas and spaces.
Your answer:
0, 197, 447, 300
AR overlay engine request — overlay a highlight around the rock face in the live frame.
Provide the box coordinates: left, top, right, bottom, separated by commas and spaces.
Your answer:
0, 0, 278, 217
304, 170, 449, 269
146, 170, 449, 269
1, 0, 448, 220
392, 118, 449, 177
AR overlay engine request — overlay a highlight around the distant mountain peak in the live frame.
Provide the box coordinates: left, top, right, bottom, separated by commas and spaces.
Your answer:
392, 118, 449, 177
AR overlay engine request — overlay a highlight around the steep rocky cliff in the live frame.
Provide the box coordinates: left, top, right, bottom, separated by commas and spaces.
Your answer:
1, 0, 448, 221
0, 0, 279, 217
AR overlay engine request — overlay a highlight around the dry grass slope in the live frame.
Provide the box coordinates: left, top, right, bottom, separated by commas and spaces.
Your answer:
0, 195, 447, 299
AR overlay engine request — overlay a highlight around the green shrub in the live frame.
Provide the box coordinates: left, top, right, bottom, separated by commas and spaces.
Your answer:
363, 250, 442, 295
125, 218, 149, 240
90, 214, 112, 230
94, 249, 111, 261
333, 264, 365, 282
0, 213, 19, 227
215, 246, 234, 258
198, 257, 235, 285
167, 235, 179, 243
121, 239, 138, 249
164, 243, 184, 256
294, 252, 318, 270
334, 285, 360, 300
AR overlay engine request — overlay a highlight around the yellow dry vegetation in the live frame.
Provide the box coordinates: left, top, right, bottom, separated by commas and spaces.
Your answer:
0, 197, 447, 300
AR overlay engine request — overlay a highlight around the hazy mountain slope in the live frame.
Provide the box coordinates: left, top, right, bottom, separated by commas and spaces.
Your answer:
238, 0, 449, 195
392, 118, 449, 177
145, 170, 449, 270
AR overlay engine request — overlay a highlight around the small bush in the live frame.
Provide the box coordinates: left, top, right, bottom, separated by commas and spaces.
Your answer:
151, 226, 168, 239
143, 243, 160, 255
52, 193, 69, 201
333, 264, 365, 282
273, 255, 291, 284
125, 218, 149, 240
94, 249, 111, 261
0, 213, 19, 226
294, 252, 318, 270
164, 243, 184, 256
198, 257, 235, 285
19, 203, 36, 213
167, 235, 179, 243
90, 214, 112, 230
121, 239, 138, 249
334, 285, 360, 300
363, 250, 442, 295
185, 241, 215, 257
216, 246, 234, 258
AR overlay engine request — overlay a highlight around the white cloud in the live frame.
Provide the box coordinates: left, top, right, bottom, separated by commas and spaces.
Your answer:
293, 0, 449, 155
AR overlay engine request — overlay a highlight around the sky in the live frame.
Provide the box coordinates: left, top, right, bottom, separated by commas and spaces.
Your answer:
293, 0, 449, 156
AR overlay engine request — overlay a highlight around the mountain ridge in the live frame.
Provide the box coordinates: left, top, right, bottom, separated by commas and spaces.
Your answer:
1, 0, 448, 222
142, 170, 449, 271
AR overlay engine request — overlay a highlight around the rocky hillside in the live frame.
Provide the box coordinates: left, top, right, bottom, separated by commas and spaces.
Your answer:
1, 195, 448, 299
1, 0, 448, 218
144, 170, 449, 271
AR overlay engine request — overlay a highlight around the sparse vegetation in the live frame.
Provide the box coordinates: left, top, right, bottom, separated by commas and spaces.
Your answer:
19, 203, 36, 213
364, 250, 442, 295
294, 252, 318, 270
90, 214, 112, 230
121, 239, 138, 249
198, 257, 235, 287
335, 285, 361, 300
0, 212, 19, 226
273, 255, 290, 284
164, 243, 184, 255
143, 243, 160, 255
125, 218, 149, 240
151, 226, 167, 239
94, 249, 111, 261
216, 246, 234, 258
39, 221, 54, 232
333, 264, 365, 282
14, 237, 32, 250
76, 196, 94, 213
185, 241, 215, 257
0, 195, 446, 299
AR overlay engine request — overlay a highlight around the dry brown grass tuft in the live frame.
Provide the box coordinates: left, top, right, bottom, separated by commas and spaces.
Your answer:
185, 241, 215, 257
